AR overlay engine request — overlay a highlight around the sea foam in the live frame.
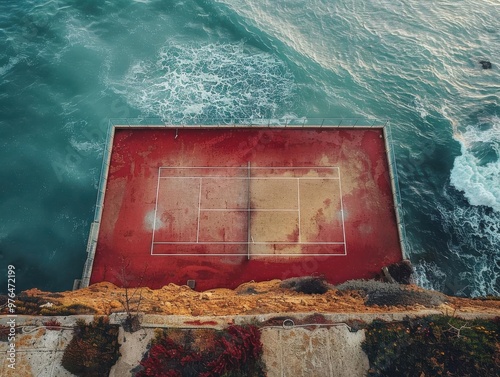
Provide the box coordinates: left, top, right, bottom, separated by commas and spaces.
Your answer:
413, 261, 447, 292
116, 42, 297, 123
450, 118, 500, 212
434, 190, 500, 297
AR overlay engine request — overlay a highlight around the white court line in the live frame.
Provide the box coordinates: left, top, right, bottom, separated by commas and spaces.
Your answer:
197, 178, 202, 243
246, 161, 251, 259
297, 178, 301, 243
159, 176, 339, 180
153, 241, 345, 245
152, 254, 347, 256
159, 166, 340, 169
338, 167, 347, 255
150, 167, 161, 255
200, 208, 298, 212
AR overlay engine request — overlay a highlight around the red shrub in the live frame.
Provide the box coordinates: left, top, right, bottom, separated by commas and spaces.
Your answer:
43, 319, 62, 330
203, 325, 263, 376
137, 326, 265, 377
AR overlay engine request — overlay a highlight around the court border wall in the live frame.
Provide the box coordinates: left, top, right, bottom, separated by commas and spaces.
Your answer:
78, 118, 409, 289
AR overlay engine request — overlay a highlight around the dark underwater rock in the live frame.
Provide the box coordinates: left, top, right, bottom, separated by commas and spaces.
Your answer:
479, 60, 492, 69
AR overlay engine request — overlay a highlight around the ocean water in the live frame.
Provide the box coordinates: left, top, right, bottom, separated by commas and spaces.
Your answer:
0, 0, 498, 296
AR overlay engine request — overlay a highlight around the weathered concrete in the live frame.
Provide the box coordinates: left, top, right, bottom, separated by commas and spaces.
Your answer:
108, 328, 155, 377
0, 316, 94, 377
261, 326, 369, 377
2, 311, 498, 376
0, 326, 74, 377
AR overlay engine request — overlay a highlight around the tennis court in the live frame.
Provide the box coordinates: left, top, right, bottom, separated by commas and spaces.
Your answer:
86, 127, 403, 290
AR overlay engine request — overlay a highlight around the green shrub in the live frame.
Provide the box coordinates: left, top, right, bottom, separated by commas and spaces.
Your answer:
14, 295, 48, 315
61, 317, 120, 377
14, 294, 96, 316
363, 315, 500, 376
40, 304, 96, 316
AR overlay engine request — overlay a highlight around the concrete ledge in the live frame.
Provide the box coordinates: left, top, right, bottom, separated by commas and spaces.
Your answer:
2, 311, 498, 377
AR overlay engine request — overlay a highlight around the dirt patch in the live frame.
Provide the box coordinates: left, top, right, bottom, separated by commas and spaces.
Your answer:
10, 280, 500, 317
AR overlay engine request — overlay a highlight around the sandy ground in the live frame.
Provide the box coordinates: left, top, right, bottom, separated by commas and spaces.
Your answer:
18, 280, 500, 317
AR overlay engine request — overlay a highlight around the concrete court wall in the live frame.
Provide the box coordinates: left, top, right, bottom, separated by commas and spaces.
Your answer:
8, 311, 485, 377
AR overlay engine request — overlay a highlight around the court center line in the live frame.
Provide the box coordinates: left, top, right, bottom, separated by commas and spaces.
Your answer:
197, 177, 202, 243
338, 167, 347, 255
150, 167, 161, 256
297, 178, 301, 243
247, 161, 251, 259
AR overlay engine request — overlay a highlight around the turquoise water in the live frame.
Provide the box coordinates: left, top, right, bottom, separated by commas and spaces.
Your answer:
0, 0, 498, 296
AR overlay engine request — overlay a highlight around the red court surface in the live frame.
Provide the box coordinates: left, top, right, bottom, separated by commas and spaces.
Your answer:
89, 127, 403, 290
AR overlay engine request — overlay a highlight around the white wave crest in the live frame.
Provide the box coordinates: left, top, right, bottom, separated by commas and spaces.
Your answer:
413, 260, 447, 292
435, 197, 500, 297
450, 118, 500, 212
115, 42, 296, 122
0, 56, 20, 77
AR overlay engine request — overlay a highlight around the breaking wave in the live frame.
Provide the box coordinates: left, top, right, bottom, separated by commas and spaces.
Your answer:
450, 117, 500, 212
116, 42, 297, 123
413, 261, 447, 293
434, 189, 500, 297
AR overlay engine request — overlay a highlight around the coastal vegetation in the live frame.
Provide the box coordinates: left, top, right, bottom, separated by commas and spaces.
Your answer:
336, 280, 446, 307
42, 318, 62, 330
136, 325, 265, 377
1, 279, 499, 376
363, 315, 500, 376
13, 293, 96, 315
279, 276, 330, 294
61, 317, 120, 377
